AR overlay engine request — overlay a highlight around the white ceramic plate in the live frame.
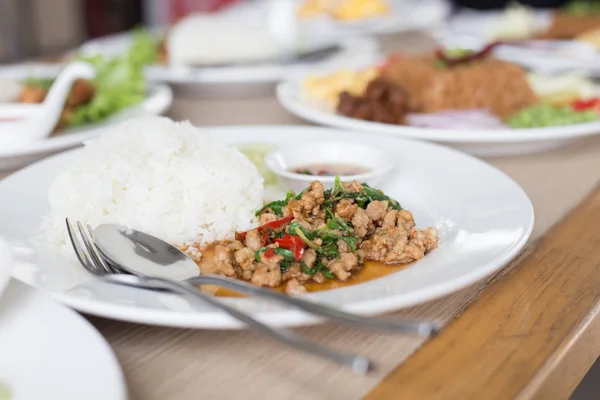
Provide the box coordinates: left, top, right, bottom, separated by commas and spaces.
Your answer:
0, 64, 173, 170
0, 239, 11, 301
437, 10, 600, 77
276, 79, 600, 156
293, 0, 451, 38
0, 126, 533, 329
0, 280, 126, 400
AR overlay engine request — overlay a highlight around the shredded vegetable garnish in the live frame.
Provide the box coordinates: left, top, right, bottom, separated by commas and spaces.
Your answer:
237, 143, 279, 186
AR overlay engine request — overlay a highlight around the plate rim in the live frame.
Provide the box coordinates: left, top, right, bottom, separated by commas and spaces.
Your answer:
0, 239, 12, 301
3, 125, 535, 329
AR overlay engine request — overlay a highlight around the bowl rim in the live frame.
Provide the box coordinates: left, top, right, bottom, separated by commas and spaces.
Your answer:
264, 140, 395, 183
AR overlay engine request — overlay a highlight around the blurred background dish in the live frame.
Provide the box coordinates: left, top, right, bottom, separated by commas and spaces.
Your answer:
80, 31, 381, 98
439, 1, 600, 76
276, 53, 600, 156
293, 0, 451, 38
0, 63, 172, 169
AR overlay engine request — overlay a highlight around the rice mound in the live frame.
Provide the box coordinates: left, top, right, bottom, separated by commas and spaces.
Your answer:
42, 116, 264, 256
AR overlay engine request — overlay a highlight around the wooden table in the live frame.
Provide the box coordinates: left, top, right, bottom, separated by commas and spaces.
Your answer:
3, 31, 600, 400
367, 186, 600, 400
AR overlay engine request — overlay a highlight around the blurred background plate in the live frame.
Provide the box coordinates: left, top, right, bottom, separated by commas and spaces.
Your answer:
80, 34, 381, 98
276, 78, 600, 156
294, 0, 451, 38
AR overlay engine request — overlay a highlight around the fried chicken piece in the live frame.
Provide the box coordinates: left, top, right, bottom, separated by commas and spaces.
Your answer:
365, 200, 388, 222
251, 253, 284, 287
233, 247, 255, 280
327, 253, 358, 281
213, 244, 238, 277
351, 208, 373, 238
245, 229, 263, 251
285, 279, 308, 295
335, 198, 358, 221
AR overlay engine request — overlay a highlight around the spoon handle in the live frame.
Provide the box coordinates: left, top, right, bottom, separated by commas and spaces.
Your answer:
188, 275, 440, 336
109, 275, 372, 374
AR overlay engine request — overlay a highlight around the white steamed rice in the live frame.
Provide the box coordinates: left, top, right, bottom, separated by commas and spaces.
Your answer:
42, 116, 264, 255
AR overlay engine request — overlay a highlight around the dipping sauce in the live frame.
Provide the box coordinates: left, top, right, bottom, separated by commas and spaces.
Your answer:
291, 163, 369, 177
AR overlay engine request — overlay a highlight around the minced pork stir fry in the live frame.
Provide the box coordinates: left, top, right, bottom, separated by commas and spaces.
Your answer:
204, 178, 439, 295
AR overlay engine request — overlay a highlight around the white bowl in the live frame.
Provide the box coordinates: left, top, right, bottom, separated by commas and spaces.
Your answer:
264, 141, 395, 192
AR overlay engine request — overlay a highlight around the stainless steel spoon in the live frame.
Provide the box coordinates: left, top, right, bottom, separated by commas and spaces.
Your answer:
91, 223, 440, 335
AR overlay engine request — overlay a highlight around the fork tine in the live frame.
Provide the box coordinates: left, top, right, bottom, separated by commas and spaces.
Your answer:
86, 224, 121, 274
76, 221, 113, 275
66, 218, 102, 276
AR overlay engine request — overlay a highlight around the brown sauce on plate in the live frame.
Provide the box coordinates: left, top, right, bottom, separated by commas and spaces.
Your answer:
195, 246, 412, 297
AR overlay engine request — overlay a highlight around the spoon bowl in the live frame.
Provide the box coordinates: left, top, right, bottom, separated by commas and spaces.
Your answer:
93, 224, 200, 281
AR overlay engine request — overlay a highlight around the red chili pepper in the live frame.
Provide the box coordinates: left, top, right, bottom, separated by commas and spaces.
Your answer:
572, 98, 600, 112
262, 248, 275, 259
274, 234, 305, 261
435, 41, 508, 68
235, 216, 294, 242
261, 231, 269, 246
263, 216, 294, 230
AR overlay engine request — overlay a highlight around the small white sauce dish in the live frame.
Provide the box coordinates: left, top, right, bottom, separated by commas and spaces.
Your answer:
264, 141, 395, 192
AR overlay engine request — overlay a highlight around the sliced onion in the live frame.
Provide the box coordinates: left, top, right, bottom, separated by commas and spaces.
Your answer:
405, 109, 508, 130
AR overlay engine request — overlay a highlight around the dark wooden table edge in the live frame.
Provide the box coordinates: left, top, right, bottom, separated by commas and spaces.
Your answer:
366, 184, 600, 400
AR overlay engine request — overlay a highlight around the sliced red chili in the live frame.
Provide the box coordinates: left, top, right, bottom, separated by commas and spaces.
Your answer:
235, 231, 247, 241
435, 41, 506, 68
261, 231, 269, 246
274, 234, 305, 261
235, 216, 294, 242
572, 97, 600, 112
262, 248, 275, 259
262, 216, 293, 230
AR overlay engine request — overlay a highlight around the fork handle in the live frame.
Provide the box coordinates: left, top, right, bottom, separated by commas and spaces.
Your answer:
187, 275, 440, 336
143, 277, 372, 374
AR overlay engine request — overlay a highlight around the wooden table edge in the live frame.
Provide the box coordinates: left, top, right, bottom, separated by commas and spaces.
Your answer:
366, 184, 600, 400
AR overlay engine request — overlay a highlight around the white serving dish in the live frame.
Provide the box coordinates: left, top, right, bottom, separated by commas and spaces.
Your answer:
0, 126, 533, 330
264, 141, 394, 192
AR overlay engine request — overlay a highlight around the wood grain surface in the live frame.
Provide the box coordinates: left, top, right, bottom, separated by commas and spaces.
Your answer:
367, 185, 600, 400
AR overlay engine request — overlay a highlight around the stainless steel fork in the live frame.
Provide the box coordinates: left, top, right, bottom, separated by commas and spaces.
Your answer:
66, 219, 372, 373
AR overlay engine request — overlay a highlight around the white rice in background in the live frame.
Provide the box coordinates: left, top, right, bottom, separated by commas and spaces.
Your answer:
42, 116, 264, 257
